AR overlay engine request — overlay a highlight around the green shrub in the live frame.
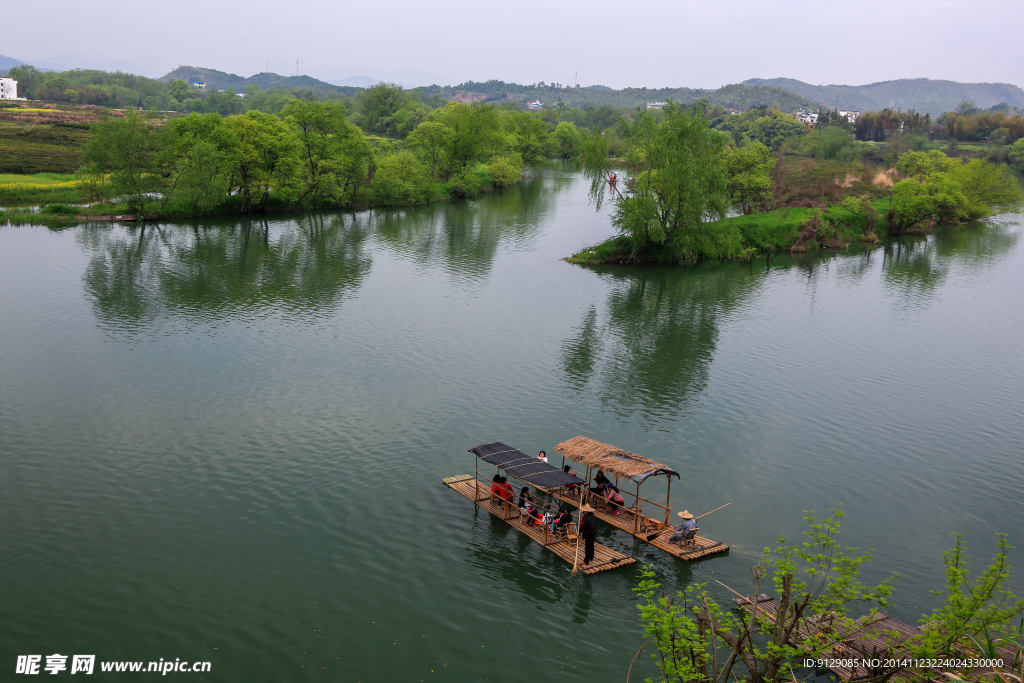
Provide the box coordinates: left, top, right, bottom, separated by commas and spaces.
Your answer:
486, 153, 524, 189
40, 203, 78, 215
371, 151, 432, 206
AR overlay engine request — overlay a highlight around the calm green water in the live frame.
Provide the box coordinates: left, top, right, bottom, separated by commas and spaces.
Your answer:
2, 170, 1022, 681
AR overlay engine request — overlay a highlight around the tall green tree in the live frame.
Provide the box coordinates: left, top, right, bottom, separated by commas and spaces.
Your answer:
428, 102, 501, 180
746, 109, 807, 149
723, 141, 775, 214
580, 101, 729, 261
553, 121, 583, 159
82, 111, 159, 217
355, 82, 406, 136
281, 99, 370, 208
156, 113, 238, 216
226, 110, 300, 213
407, 121, 454, 178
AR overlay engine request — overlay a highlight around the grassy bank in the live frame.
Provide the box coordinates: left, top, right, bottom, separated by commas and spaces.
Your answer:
0, 161, 500, 225
566, 199, 893, 266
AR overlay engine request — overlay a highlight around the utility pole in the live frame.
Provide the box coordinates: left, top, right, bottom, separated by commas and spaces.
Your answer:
296, 59, 299, 77
575, 70, 578, 88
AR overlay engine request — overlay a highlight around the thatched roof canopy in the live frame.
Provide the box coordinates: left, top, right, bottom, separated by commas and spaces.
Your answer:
555, 436, 679, 484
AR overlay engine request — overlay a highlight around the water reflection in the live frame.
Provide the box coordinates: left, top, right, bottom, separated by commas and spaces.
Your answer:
80, 214, 372, 329
367, 175, 555, 281
562, 264, 760, 418
881, 221, 1019, 304
463, 513, 570, 606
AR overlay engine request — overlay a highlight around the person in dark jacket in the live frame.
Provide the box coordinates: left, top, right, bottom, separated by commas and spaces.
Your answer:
518, 486, 533, 510
551, 507, 573, 533
579, 503, 597, 565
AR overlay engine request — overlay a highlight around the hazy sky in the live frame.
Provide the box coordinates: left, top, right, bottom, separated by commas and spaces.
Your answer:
4, 0, 1022, 89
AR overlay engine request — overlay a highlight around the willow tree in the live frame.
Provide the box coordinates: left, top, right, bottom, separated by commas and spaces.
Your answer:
82, 111, 159, 217
579, 101, 730, 263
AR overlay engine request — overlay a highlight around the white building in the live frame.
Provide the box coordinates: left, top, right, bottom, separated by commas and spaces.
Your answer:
796, 110, 819, 125
838, 110, 861, 123
0, 77, 18, 100
646, 101, 668, 110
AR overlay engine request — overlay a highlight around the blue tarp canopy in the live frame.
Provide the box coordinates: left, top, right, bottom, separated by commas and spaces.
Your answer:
469, 442, 585, 490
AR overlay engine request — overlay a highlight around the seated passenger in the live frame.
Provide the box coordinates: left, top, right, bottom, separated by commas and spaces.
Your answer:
552, 507, 573, 533
605, 484, 626, 514
526, 506, 542, 525
537, 450, 548, 463
499, 476, 514, 501
668, 510, 697, 542
594, 470, 611, 488
541, 504, 555, 527
563, 464, 578, 489
490, 474, 502, 500
518, 486, 533, 510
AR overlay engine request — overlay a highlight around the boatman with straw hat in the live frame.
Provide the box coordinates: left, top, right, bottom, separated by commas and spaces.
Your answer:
579, 503, 597, 566
668, 510, 697, 543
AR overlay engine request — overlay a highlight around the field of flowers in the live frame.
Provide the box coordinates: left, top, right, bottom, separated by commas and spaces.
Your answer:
0, 173, 91, 204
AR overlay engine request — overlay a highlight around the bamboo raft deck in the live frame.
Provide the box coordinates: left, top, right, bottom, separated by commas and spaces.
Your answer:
547, 487, 729, 561
734, 595, 1018, 683
444, 475, 637, 576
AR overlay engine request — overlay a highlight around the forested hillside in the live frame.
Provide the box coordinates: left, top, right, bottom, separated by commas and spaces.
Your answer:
418, 81, 820, 112
743, 77, 1024, 117
159, 66, 360, 97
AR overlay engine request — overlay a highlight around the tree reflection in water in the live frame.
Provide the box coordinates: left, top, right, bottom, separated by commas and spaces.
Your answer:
80, 213, 372, 331
366, 174, 553, 282
881, 220, 1020, 304
561, 218, 1019, 418
561, 264, 761, 419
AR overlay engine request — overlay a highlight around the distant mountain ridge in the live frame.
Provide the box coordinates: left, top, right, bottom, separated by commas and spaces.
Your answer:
743, 77, 1024, 117
160, 66, 361, 96
0, 54, 25, 71
419, 81, 823, 112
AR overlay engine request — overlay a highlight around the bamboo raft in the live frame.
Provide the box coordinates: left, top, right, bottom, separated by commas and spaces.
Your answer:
734, 595, 1018, 683
444, 474, 636, 575
551, 436, 729, 561
547, 486, 728, 560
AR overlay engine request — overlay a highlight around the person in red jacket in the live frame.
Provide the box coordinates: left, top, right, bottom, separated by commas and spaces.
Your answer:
499, 476, 514, 501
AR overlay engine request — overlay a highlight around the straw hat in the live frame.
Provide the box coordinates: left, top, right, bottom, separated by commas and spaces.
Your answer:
677, 510, 694, 519
580, 503, 595, 513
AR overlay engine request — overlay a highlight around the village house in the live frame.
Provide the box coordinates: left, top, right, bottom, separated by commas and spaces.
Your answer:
796, 109, 819, 127
0, 77, 18, 100
646, 101, 668, 110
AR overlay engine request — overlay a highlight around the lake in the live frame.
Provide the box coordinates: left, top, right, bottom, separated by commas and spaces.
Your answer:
2, 169, 1022, 681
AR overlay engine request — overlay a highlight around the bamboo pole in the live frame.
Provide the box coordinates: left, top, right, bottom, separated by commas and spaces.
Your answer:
664, 476, 672, 527
634, 481, 640, 533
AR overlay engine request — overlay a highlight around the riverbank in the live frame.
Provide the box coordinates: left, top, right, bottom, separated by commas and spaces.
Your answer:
566, 198, 893, 265
0, 164, 505, 227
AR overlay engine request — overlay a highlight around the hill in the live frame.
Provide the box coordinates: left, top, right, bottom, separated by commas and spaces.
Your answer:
743, 77, 1024, 117
160, 66, 361, 96
419, 80, 821, 112
0, 54, 26, 73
